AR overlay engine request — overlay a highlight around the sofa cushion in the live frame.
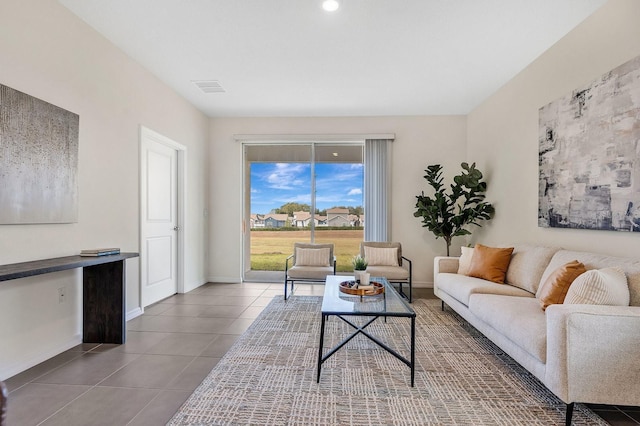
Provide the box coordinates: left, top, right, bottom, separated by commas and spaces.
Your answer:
367, 265, 409, 281
467, 244, 514, 284
539, 250, 640, 306
457, 246, 474, 275
436, 272, 534, 306
506, 245, 561, 294
565, 267, 630, 306
469, 294, 547, 363
538, 260, 587, 311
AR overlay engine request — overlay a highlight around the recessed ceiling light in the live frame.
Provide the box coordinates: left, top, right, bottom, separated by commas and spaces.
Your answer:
322, 0, 339, 12
332, 152, 339, 157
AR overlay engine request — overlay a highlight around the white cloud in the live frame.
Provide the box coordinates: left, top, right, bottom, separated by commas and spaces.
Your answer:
263, 163, 309, 190
348, 188, 362, 195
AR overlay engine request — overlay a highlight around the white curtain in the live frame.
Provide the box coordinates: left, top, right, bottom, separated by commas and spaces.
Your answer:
364, 139, 392, 242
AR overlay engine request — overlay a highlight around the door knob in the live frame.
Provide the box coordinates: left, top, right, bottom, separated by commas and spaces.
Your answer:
173, 226, 181, 231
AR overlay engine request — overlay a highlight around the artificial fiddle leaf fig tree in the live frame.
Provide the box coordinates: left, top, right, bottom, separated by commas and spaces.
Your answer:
414, 162, 495, 256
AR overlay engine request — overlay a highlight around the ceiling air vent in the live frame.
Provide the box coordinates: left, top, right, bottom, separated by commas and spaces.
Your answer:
192, 80, 225, 93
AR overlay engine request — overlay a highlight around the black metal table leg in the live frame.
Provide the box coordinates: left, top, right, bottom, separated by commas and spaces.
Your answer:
411, 316, 415, 387
317, 314, 326, 383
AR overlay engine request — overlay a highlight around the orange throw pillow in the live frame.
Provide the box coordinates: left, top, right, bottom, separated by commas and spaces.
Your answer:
538, 260, 586, 311
467, 244, 514, 284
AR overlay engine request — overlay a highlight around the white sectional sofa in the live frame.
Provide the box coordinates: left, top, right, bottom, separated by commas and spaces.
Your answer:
434, 245, 640, 425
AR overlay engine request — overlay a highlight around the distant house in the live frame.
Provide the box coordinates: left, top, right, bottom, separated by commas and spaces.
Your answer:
264, 213, 289, 228
292, 211, 315, 227
349, 214, 361, 227
316, 215, 328, 226
250, 214, 265, 228
326, 208, 351, 227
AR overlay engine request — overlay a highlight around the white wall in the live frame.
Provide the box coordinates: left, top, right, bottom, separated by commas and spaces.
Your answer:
208, 116, 467, 287
467, 0, 640, 256
0, 0, 209, 379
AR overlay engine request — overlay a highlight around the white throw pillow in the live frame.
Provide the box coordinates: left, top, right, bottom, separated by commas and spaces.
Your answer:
564, 267, 630, 306
295, 248, 330, 267
457, 246, 474, 275
364, 247, 398, 266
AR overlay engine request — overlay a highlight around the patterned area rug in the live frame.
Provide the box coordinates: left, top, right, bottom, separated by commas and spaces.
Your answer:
169, 297, 606, 425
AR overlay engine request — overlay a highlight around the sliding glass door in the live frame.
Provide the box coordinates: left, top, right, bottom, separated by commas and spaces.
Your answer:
243, 143, 363, 281
313, 144, 364, 273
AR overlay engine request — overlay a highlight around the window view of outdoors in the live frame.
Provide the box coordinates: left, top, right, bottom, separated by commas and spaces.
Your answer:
250, 162, 364, 272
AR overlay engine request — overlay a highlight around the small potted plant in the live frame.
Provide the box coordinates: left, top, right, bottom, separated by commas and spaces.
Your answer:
352, 255, 368, 284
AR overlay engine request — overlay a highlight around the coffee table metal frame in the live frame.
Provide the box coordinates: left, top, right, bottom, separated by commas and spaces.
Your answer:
316, 275, 416, 387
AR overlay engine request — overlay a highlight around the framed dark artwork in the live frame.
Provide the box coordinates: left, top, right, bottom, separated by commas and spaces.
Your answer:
0, 84, 79, 224
539, 54, 640, 232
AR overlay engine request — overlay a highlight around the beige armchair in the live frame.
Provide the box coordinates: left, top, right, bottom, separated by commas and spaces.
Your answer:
284, 242, 336, 300
360, 241, 413, 302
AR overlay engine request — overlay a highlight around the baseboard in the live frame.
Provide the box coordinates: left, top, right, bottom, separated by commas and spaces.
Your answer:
412, 281, 434, 289
182, 278, 208, 293
204, 277, 433, 288
206, 275, 241, 284
0, 334, 82, 381
126, 307, 144, 321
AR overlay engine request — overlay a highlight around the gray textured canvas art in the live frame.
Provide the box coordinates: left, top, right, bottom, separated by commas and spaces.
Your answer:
539, 54, 640, 232
0, 84, 79, 224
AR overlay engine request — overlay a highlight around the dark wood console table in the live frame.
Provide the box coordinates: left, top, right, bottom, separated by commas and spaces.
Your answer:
0, 253, 139, 344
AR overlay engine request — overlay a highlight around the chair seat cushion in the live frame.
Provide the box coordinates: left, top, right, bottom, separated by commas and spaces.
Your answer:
287, 265, 333, 280
366, 265, 409, 281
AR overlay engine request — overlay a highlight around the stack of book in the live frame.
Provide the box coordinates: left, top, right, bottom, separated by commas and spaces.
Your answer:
80, 248, 121, 257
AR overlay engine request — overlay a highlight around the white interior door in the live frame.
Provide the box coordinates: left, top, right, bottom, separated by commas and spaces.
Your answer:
141, 132, 179, 307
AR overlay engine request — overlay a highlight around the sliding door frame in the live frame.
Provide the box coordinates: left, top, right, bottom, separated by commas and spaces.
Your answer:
237, 133, 395, 282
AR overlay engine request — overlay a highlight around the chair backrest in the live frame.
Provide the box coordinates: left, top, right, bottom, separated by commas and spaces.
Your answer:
293, 242, 334, 265
360, 241, 403, 266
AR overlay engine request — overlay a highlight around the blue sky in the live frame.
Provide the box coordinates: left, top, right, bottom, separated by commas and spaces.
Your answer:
250, 162, 363, 213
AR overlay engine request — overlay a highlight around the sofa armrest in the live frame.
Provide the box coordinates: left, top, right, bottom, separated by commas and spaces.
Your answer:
545, 304, 640, 405
434, 256, 459, 276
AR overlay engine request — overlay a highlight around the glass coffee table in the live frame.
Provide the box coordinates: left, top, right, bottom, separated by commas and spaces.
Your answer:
317, 275, 416, 387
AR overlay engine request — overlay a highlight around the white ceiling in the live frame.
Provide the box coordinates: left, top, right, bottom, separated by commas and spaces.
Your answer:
59, 0, 606, 117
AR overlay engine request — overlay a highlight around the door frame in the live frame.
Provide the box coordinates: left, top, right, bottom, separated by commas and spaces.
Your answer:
241, 140, 366, 281
139, 125, 187, 307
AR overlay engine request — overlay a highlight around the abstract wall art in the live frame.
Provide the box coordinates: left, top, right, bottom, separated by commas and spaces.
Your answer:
0, 84, 79, 224
538, 54, 640, 232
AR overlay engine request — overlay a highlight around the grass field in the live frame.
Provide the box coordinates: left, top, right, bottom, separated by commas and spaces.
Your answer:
250, 229, 363, 272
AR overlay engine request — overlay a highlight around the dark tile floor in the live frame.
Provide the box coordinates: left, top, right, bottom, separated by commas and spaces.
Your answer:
3, 283, 638, 425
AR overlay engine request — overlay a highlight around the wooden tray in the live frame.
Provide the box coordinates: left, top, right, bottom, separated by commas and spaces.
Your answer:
339, 280, 385, 296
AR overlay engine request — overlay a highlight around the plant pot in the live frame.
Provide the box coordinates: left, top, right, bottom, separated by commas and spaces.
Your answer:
354, 270, 367, 283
